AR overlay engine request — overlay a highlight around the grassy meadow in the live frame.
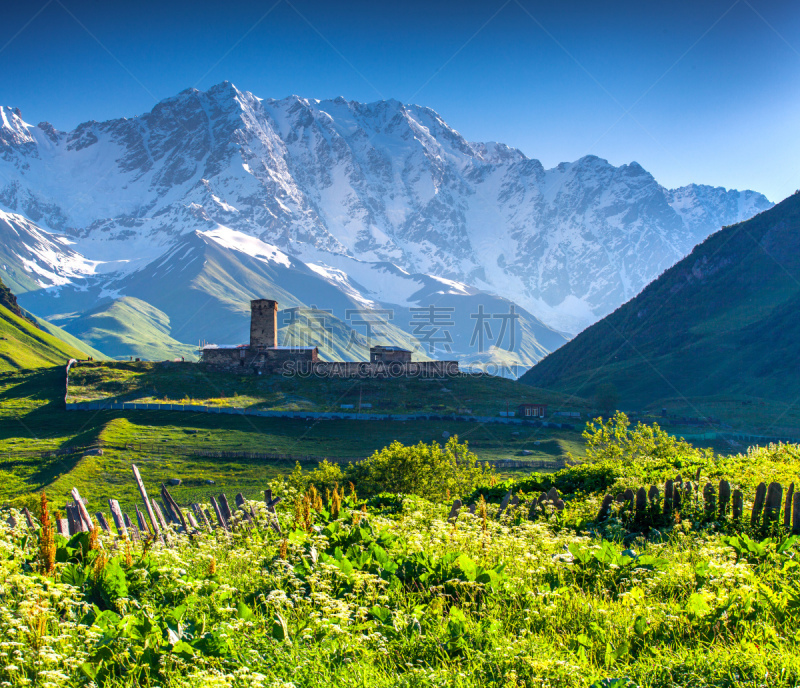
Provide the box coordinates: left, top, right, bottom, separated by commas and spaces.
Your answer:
0, 365, 586, 510
65, 360, 590, 417
1, 417, 799, 687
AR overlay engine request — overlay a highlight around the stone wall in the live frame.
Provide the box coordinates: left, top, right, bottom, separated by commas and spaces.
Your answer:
200, 346, 318, 373
201, 348, 459, 378
281, 360, 460, 378
370, 348, 412, 364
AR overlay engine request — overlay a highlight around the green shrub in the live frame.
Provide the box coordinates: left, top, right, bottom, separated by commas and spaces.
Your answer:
349, 436, 494, 501
469, 461, 619, 503
581, 411, 709, 472
288, 459, 344, 494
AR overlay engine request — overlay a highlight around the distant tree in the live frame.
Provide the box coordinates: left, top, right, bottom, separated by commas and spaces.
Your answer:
594, 383, 620, 418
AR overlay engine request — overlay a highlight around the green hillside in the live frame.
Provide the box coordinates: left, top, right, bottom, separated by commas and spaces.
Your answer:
50, 296, 199, 361
33, 315, 107, 360
21, 230, 567, 368
522, 192, 800, 426
0, 303, 93, 371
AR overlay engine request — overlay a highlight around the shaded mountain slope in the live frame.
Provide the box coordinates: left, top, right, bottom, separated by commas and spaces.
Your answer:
521, 193, 800, 406
23, 228, 567, 365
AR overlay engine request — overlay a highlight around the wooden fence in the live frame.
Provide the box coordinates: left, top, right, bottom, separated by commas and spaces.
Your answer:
593, 469, 799, 534
8, 461, 796, 549
17, 463, 286, 544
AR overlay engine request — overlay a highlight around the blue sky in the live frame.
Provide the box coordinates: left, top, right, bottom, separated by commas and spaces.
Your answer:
1, 0, 798, 201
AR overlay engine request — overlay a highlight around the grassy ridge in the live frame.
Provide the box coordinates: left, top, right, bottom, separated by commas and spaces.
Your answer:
0, 366, 588, 510
66, 360, 590, 415
50, 296, 198, 361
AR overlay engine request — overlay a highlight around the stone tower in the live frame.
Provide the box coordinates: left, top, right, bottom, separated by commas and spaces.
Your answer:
250, 299, 278, 348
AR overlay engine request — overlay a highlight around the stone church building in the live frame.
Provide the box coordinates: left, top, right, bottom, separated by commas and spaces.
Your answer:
200, 299, 459, 378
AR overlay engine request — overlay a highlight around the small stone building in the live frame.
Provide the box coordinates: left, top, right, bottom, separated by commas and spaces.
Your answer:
370, 345, 412, 364
518, 403, 547, 419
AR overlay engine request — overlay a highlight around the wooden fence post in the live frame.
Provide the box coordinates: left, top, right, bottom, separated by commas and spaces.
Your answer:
265, 493, 282, 535
210, 496, 229, 531
186, 512, 199, 530
108, 500, 128, 539
751, 483, 767, 525
95, 512, 111, 533
217, 494, 234, 525
65, 504, 81, 535
151, 501, 169, 531
703, 483, 716, 519
161, 485, 189, 533
784, 483, 795, 529
132, 464, 161, 539
135, 505, 151, 535
55, 518, 69, 536
596, 494, 613, 522
635, 487, 647, 516
664, 479, 674, 514
673, 487, 682, 513
718, 481, 731, 518
235, 493, 255, 525
22, 507, 35, 530
793, 492, 800, 535
764, 482, 783, 525
70, 488, 94, 532
623, 488, 634, 512
498, 491, 513, 517
192, 504, 211, 531
732, 490, 744, 521
448, 499, 462, 522
158, 495, 179, 525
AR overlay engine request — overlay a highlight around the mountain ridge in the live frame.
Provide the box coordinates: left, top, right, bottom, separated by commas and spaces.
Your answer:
520, 193, 800, 410
0, 83, 772, 334
0, 276, 105, 370
0, 82, 773, 363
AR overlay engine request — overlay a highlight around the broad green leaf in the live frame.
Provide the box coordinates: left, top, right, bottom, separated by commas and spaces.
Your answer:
61, 563, 86, 588
687, 592, 711, 616
236, 601, 254, 621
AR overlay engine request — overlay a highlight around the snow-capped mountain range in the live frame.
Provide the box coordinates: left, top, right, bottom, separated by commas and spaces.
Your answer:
0, 82, 772, 361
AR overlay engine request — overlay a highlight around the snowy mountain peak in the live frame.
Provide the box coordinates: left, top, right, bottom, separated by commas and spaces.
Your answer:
0, 82, 774, 334
0, 106, 35, 146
